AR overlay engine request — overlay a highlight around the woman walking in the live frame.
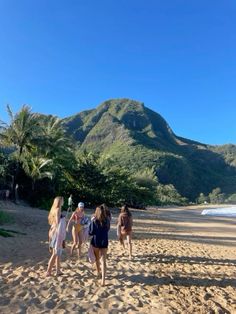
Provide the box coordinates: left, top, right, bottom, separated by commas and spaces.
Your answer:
46, 196, 66, 276
117, 205, 133, 260
89, 205, 110, 286
67, 202, 86, 257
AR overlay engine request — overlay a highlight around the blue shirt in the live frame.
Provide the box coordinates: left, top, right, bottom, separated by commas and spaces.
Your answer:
89, 218, 110, 248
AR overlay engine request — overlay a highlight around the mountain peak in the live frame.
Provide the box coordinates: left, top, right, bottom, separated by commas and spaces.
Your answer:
63, 98, 178, 151
96, 98, 144, 115
62, 99, 236, 200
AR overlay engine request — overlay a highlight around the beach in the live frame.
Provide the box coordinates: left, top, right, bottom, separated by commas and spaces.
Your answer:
0, 201, 236, 313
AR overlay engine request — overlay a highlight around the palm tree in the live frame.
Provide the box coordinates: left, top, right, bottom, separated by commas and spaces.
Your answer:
0, 105, 40, 158
21, 153, 53, 191
35, 115, 78, 194
0, 105, 41, 198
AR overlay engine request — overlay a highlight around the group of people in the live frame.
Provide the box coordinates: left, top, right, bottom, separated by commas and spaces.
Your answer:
46, 196, 133, 286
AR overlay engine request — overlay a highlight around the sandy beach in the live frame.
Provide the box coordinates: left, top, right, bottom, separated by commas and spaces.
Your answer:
0, 201, 236, 313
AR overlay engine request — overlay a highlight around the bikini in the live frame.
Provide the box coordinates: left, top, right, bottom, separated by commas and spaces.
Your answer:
73, 211, 84, 233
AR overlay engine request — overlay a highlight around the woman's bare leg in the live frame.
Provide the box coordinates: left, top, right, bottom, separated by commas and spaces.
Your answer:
46, 250, 57, 275
100, 248, 107, 286
127, 234, 132, 260
71, 226, 78, 256
55, 256, 61, 275
77, 231, 83, 257
93, 247, 101, 275
120, 234, 125, 250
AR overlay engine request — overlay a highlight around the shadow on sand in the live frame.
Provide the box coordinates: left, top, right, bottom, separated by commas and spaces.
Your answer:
118, 273, 236, 288
134, 253, 236, 267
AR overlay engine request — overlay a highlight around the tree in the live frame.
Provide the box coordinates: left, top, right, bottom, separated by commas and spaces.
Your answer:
32, 115, 78, 196
0, 105, 41, 199
38, 115, 74, 157
156, 184, 187, 205
0, 152, 11, 189
21, 152, 53, 191
102, 166, 135, 206
75, 152, 106, 204
197, 193, 209, 204
208, 188, 225, 204
131, 168, 159, 205
0, 105, 40, 159
226, 193, 236, 204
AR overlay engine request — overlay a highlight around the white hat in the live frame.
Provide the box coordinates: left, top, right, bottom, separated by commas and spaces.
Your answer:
78, 202, 84, 208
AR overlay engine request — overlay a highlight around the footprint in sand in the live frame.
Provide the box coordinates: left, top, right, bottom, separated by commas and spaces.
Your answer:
44, 299, 57, 310
27, 297, 41, 306
0, 297, 11, 306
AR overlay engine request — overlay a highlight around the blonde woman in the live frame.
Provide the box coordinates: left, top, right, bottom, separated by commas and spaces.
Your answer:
66, 202, 86, 257
46, 196, 66, 276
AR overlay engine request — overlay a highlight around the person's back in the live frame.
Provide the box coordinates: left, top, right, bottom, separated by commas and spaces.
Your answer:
117, 205, 133, 260
119, 212, 132, 234
46, 196, 65, 277
90, 218, 110, 248
89, 205, 110, 286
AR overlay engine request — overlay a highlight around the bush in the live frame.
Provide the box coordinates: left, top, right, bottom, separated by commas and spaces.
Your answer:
32, 197, 54, 211
226, 193, 236, 204
196, 193, 209, 204
208, 188, 225, 204
156, 184, 188, 206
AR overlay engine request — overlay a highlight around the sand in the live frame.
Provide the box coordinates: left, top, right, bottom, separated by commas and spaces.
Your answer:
0, 201, 236, 313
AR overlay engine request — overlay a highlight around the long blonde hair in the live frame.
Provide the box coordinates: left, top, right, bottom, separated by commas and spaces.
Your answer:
48, 196, 64, 225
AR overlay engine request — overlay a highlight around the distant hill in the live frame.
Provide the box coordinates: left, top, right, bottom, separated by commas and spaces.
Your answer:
63, 98, 236, 200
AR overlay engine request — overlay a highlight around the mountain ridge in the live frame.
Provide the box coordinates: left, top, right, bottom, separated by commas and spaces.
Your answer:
62, 98, 236, 200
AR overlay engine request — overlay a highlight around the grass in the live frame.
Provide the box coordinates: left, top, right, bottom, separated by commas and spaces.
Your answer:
0, 210, 18, 237
0, 227, 26, 237
0, 211, 14, 225
0, 229, 14, 237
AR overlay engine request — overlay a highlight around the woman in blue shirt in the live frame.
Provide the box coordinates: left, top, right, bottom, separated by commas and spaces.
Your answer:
89, 204, 110, 286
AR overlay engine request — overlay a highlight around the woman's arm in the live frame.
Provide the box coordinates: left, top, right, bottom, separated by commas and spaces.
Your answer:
66, 212, 75, 230
107, 219, 111, 232
55, 207, 60, 226
117, 214, 121, 226
89, 220, 96, 236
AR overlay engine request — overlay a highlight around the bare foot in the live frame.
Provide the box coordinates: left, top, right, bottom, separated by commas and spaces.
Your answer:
45, 272, 51, 277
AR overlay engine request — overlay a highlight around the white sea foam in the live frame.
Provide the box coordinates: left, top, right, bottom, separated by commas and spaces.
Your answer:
201, 207, 236, 217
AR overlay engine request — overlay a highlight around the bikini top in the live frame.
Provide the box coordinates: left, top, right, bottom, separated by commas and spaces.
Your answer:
73, 211, 84, 224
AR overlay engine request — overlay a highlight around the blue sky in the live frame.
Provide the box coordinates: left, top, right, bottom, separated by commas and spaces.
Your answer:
0, 0, 235, 145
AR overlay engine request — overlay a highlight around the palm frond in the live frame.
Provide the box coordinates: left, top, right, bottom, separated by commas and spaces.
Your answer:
6, 104, 14, 123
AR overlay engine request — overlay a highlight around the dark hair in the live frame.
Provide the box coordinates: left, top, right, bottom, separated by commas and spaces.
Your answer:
101, 203, 111, 220
121, 204, 131, 217
94, 205, 107, 225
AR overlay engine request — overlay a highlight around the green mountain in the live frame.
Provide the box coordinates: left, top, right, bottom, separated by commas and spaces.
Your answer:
63, 98, 236, 200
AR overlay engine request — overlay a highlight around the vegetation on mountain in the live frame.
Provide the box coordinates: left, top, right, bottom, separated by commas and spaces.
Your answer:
64, 99, 236, 201
0, 99, 236, 208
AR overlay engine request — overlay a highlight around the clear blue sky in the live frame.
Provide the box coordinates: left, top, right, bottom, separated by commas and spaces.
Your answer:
0, 0, 235, 145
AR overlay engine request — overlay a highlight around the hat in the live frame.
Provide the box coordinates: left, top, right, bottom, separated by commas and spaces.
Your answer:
78, 202, 84, 208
